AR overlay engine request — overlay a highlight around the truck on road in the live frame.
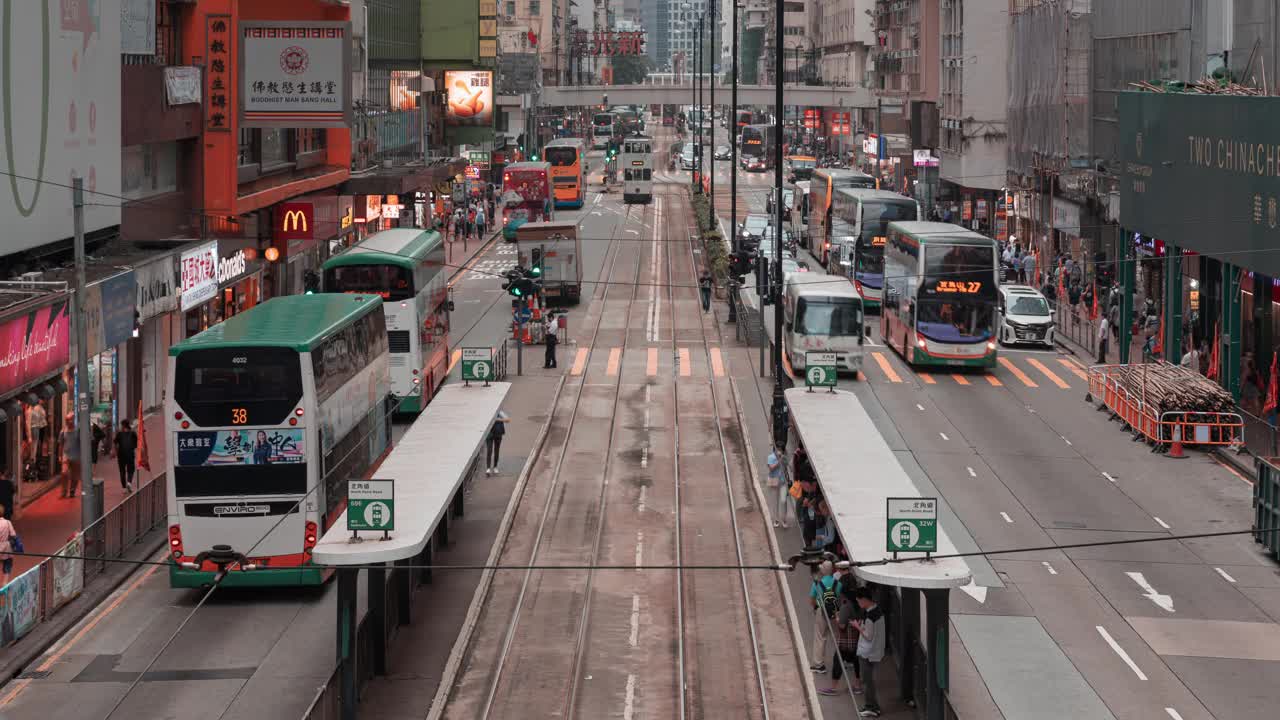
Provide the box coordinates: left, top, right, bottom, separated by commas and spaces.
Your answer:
515, 220, 583, 305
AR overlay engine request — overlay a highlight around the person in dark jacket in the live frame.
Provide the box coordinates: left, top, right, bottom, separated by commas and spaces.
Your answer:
114, 419, 139, 492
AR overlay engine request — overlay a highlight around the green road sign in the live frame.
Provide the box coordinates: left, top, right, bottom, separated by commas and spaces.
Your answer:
348, 479, 395, 532
461, 347, 495, 383
886, 497, 937, 553
805, 352, 837, 389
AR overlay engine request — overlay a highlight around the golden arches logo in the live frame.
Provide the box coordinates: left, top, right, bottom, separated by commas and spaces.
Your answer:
282, 209, 309, 233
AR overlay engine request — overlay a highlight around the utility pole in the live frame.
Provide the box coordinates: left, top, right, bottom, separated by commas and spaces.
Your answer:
709, 4, 716, 206
72, 178, 97, 529
770, 0, 786, 448
697, 17, 705, 192
728, 1, 741, 325
875, 97, 883, 189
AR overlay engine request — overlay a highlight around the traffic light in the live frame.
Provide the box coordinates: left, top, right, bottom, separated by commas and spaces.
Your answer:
502, 268, 524, 297
303, 270, 320, 295
529, 246, 543, 277
756, 255, 771, 303
728, 252, 755, 283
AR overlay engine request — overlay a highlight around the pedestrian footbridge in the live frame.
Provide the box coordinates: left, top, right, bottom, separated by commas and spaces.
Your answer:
539, 82, 873, 109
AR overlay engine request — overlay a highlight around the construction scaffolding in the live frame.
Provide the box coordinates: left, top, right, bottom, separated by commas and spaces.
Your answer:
1008, 0, 1092, 176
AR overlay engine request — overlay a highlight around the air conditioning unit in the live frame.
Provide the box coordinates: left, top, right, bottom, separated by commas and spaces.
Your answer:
18, 271, 42, 283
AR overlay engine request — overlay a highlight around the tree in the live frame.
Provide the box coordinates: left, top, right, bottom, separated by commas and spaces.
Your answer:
611, 53, 652, 85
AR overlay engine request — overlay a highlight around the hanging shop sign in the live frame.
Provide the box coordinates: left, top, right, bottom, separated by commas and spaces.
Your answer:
912, 149, 939, 167
204, 15, 232, 131
863, 134, 879, 156
98, 271, 137, 353
276, 202, 315, 241
239, 21, 353, 128
976, 199, 989, 220
0, 302, 70, 398
180, 242, 220, 311
135, 255, 178, 321
1052, 197, 1082, 235
465, 165, 482, 180
444, 70, 494, 127
217, 250, 248, 285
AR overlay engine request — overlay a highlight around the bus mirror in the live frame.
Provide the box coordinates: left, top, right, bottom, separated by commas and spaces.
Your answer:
448, 300, 456, 312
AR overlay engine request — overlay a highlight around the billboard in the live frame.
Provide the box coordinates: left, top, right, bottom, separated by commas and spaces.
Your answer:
180, 242, 219, 311
390, 71, 421, 112
177, 429, 305, 466
1120, 92, 1280, 277
0, 1, 121, 253
445, 70, 494, 127
0, 302, 70, 398
239, 21, 352, 128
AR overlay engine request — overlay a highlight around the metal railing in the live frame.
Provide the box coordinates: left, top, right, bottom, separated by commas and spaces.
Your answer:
495, 338, 510, 381
0, 477, 167, 651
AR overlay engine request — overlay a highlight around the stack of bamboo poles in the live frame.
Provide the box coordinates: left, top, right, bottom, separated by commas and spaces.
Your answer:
1130, 80, 1265, 96
1111, 362, 1236, 415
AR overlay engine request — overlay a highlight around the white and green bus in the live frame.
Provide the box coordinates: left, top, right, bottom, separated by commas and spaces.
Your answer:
166, 294, 392, 587
322, 228, 451, 412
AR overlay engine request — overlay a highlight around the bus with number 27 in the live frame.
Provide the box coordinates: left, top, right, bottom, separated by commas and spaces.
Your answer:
166, 294, 392, 588
321, 228, 452, 411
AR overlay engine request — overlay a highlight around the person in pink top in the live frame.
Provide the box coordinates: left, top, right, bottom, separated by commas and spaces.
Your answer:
0, 509, 16, 585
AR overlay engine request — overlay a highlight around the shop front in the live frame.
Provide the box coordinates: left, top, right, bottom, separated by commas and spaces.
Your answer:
79, 270, 138, 435
134, 253, 180, 413
272, 193, 356, 295
180, 240, 267, 338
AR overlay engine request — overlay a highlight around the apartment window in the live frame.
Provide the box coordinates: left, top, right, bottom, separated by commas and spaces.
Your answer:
506, 1, 515, 14
529, 0, 540, 15
296, 129, 327, 156
237, 129, 330, 183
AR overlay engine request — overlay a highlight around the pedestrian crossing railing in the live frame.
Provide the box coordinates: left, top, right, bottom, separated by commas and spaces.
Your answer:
1087, 363, 1243, 452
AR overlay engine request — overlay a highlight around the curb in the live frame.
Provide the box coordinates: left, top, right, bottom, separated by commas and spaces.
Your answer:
425, 374, 567, 720
730, 376, 825, 720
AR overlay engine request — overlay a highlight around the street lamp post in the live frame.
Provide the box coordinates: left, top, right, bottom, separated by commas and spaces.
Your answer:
728, 1, 742, 325
771, 0, 787, 448
709, 3, 716, 206
697, 17, 705, 192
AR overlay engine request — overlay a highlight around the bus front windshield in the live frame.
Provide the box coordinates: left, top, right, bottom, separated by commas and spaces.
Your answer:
796, 298, 863, 337
325, 264, 414, 301
546, 147, 578, 166
916, 301, 995, 343
857, 200, 916, 287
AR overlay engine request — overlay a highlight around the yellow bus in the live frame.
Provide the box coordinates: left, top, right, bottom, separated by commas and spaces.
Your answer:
545, 138, 587, 209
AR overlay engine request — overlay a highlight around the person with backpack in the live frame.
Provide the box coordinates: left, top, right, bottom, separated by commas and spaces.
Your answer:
475, 205, 487, 239
819, 580, 864, 696
807, 560, 838, 673
485, 410, 510, 475
853, 587, 887, 717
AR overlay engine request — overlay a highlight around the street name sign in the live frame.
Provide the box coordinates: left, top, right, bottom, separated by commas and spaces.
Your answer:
461, 347, 495, 383
886, 497, 937, 554
805, 352, 837, 390
348, 479, 395, 534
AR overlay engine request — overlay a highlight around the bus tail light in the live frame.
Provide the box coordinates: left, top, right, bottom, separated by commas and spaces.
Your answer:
295, 408, 304, 416
181, 420, 190, 429
824, 242, 831, 250
412, 369, 419, 375
304, 521, 318, 551
289, 418, 298, 426
173, 412, 184, 420
854, 279, 864, 296
169, 525, 184, 558
917, 338, 927, 349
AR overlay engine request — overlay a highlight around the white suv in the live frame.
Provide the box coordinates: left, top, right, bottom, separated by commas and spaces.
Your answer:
998, 285, 1055, 347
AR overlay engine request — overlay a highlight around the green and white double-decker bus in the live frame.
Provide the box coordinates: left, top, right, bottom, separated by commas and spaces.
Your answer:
322, 228, 450, 412
166, 295, 392, 587
882, 221, 999, 369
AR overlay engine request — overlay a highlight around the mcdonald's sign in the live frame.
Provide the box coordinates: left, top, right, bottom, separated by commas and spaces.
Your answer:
276, 202, 315, 241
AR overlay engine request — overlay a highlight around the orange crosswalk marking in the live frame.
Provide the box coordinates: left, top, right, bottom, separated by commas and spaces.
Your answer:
710, 348, 725, 377
679, 347, 692, 377
984, 374, 1003, 386
918, 373, 937, 384
1058, 358, 1090, 381
647, 348, 658, 376
998, 357, 1038, 387
571, 348, 589, 375
951, 374, 970, 385
871, 352, 902, 383
607, 348, 622, 376
1026, 357, 1070, 389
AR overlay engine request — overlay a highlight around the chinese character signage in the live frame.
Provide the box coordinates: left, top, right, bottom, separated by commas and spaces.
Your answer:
0, 303, 70, 398
239, 21, 352, 128
803, 109, 820, 130
177, 429, 305, 466
180, 241, 219, 311
582, 30, 645, 56
205, 15, 232, 131
445, 70, 494, 127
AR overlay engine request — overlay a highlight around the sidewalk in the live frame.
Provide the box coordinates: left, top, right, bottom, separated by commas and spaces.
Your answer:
10, 412, 167, 579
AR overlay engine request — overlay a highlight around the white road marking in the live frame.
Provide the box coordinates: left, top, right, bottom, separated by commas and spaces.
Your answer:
1062, 436, 1073, 446
1096, 625, 1148, 681
626, 229, 640, 234
1126, 571, 1175, 613
1000, 512, 1013, 524
967, 467, 977, 477
1214, 567, 1237, 583
628, 595, 641, 647
638, 485, 647, 513
591, 211, 603, 217
916, 403, 925, 411
593, 194, 602, 206
640, 444, 649, 468
1153, 516, 1171, 529
1042, 561, 1058, 575
635, 532, 643, 569
646, 198, 663, 342
623, 673, 637, 720
939, 432, 949, 441
959, 580, 987, 604
1103, 472, 1117, 483
1165, 708, 1185, 720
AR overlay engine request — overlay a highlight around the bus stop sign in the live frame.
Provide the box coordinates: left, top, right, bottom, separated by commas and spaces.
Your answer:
886, 497, 937, 553
349, 479, 395, 533
461, 347, 495, 383
804, 352, 837, 390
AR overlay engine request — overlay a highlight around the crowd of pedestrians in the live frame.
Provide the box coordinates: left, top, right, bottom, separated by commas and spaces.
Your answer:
442, 183, 497, 243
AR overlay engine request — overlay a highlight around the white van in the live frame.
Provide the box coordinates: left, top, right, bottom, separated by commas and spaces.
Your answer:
782, 272, 867, 374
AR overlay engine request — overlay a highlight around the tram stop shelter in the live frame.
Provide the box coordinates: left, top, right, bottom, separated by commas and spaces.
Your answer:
785, 388, 971, 720
313, 382, 511, 720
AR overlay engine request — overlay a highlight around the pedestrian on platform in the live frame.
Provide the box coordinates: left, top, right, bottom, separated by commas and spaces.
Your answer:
800, 486, 821, 549
820, 581, 864, 696
115, 419, 138, 492
1180, 340, 1199, 371
813, 499, 836, 550
0, 509, 15, 585
808, 560, 838, 673
544, 313, 559, 369
1096, 315, 1110, 365
853, 587, 886, 717
466, 206, 477, 239
698, 271, 713, 312
59, 414, 80, 499
486, 410, 510, 474
476, 205, 487, 239
766, 445, 794, 528
90, 416, 106, 465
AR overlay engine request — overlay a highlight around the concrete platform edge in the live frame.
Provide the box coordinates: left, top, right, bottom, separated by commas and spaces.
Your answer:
729, 376, 825, 720
424, 375, 567, 720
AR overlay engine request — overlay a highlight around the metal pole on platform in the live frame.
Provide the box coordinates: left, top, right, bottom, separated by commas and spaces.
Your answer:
731, 1, 740, 253
337, 568, 358, 720
770, 0, 787, 448
709, 5, 716, 203
72, 178, 97, 529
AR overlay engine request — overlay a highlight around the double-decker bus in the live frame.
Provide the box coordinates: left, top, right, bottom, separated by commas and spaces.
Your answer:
166, 295, 392, 587
500, 161, 554, 240
807, 168, 876, 266
735, 109, 754, 129
621, 135, 653, 204
789, 181, 811, 248
321, 228, 451, 410
881, 221, 999, 369
831, 188, 920, 309
545, 138, 587, 209
592, 112, 616, 149
740, 124, 775, 172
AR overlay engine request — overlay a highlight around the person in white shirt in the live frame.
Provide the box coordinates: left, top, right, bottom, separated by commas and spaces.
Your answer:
1096, 316, 1110, 364
543, 313, 559, 369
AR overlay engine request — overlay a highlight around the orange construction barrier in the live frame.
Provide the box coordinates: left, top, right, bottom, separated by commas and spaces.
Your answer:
1086, 363, 1244, 455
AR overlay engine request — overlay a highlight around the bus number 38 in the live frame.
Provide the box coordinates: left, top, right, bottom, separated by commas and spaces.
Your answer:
231, 408, 248, 425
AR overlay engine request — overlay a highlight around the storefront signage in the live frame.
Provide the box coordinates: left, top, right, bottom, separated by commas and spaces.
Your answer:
180, 242, 219, 311
444, 70, 494, 127
356, 195, 383, 223
99, 271, 137, 352
340, 205, 353, 229
465, 165, 482, 180
976, 199, 989, 220
204, 15, 232, 131
177, 429, 305, 466
239, 21, 353, 128
136, 256, 178, 321
276, 202, 315, 241
1052, 197, 1082, 235
217, 250, 248, 284
0, 303, 70, 398
863, 134, 880, 156
470, 151, 491, 169
912, 149, 939, 167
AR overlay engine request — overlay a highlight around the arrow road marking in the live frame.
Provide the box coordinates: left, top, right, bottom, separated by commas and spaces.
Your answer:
1126, 571, 1175, 613
959, 580, 987, 604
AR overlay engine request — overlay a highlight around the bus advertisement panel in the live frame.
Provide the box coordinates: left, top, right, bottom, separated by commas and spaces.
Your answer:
882, 221, 998, 369
501, 162, 555, 240
545, 138, 587, 209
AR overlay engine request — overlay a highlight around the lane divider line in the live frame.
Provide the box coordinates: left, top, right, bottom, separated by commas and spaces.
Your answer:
1096, 625, 1148, 681
1214, 567, 1237, 583
607, 347, 622, 376
571, 348, 590, 376
1027, 357, 1071, 389
998, 357, 1039, 387
871, 352, 902, 383
1153, 516, 1171, 530
1058, 358, 1091, 381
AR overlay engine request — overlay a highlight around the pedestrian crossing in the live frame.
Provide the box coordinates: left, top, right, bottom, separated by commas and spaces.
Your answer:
865, 351, 1090, 390
566, 345, 728, 378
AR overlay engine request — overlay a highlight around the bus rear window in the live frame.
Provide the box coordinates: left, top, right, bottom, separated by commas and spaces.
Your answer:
174, 348, 304, 428
546, 147, 577, 166
325, 264, 414, 301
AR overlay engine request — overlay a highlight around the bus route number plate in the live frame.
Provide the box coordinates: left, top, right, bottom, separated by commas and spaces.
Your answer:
349, 479, 395, 533
886, 497, 937, 553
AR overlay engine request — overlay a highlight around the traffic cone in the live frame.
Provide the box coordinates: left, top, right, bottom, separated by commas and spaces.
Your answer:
1167, 425, 1188, 459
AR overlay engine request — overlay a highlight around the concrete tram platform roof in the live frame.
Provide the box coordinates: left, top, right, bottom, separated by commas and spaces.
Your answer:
314, 382, 511, 566
785, 387, 972, 589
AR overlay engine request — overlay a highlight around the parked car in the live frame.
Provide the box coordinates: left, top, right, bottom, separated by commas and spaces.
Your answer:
997, 285, 1055, 347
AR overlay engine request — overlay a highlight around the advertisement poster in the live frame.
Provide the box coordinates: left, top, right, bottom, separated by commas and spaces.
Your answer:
0, 566, 40, 645
444, 70, 494, 127
239, 21, 352, 128
389, 70, 421, 112
0, 303, 70, 398
51, 535, 85, 611
177, 429, 305, 466
180, 242, 219, 311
